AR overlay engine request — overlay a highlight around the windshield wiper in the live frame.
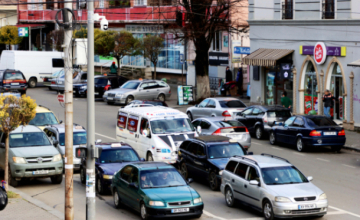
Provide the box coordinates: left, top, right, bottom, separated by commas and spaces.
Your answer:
164, 185, 183, 188
284, 182, 301, 184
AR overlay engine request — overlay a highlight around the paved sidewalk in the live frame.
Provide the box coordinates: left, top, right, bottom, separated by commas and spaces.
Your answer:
343, 130, 360, 152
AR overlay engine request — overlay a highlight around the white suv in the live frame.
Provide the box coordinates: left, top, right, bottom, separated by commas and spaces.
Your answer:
220, 154, 328, 220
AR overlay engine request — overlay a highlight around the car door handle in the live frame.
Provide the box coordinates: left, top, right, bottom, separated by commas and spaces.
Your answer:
244, 184, 247, 188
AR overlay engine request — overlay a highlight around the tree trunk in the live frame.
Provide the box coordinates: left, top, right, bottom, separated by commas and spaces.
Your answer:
4, 134, 9, 191
116, 57, 121, 76
153, 64, 157, 80
196, 75, 210, 101
194, 40, 211, 99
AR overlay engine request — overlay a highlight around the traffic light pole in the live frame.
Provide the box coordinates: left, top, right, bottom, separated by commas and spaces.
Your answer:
86, 0, 96, 219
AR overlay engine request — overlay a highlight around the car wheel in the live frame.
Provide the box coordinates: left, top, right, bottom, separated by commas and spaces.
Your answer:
8, 169, 18, 187
125, 96, 134, 105
296, 137, 306, 152
80, 167, 86, 184
209, 171, 219, 191
97, 177, 105, 195
331, 146, 342, 153
140, 203, 149, 220
147, 152, 154, 161
28, 78, 37, 88
269, 132, 276, 145
51, 174, 63, 184
158, 94, 165, 102
255, 126, 263, 140
187, 112, 193, 121
225, 187, 235, 207
263, 200, 274, 220
180, 162, 189, 179
48, 86, 53, 91
113, 189, 122, 209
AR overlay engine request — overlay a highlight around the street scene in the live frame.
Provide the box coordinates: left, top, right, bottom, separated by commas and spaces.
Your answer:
0, 0, 360, 220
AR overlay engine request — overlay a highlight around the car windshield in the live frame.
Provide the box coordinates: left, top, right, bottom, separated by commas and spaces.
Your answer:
219, 100, 246, 108
267, 111, 291, 117
59, 132, 87, 146
307, 117, 337, 127
150, 118, 195, 134
9, 132, 51, 148
98, 149, 139, 163
214, 120, 245, 127
140, 168, 187, 189
29, 112, 59, 126
208, 143, 244, 159
121, 82, 140, 89
261, 166, 309, 185
4, 72, 25, 80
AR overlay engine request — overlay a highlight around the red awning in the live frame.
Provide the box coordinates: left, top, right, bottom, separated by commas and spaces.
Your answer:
15, 24, 46, 29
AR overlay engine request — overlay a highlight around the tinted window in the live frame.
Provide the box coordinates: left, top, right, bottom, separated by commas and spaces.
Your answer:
235, 163, 248, 179
187, 142, 199, 155
267, 111, 291, 117
80, 73, 87, 80
307, 117, 337, 127
95, 78, 108, 85
121, 82, 140, 89
293, 117, 305, 127
9, 132, 51, 148
99, 149, 139, 163
4, 72, 25, 80
179, 141, 190, 151
208, 143, 245, 159
59, 132, 86, 146
247, 167, 260, 181
196, 145, 205, 156
120, 166, 133, 182
29, 112, 59, 126
261, 166, 309, 185
199, 99, 209, 108
52, 58, 64, 68
206, 99, 216, 108
130, 168, 139, 185
200, 121, 211, 129
225, 161, 238, 173
284, 116, 296, 127
192, 120, 201, 128
219, 100, 246, 108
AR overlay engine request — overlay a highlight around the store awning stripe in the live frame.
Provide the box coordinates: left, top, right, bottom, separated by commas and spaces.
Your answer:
348, 59, 360, 67
243, 48, 294, 66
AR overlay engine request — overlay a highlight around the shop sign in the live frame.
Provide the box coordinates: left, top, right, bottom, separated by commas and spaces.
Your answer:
125, 25, 164, 34
209, 52, 229, 66
299, 44, 346, 57
314, 42, 327, 65
177, 85, 193, 105
280, 63, 292, 80
234, 47, 250, 55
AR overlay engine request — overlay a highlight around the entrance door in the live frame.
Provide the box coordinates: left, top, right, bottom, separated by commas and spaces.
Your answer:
330, 76, 344, 120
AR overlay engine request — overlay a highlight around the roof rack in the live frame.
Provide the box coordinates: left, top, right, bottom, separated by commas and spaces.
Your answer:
233, 155, 258, 166
261, 153, 290, 163
38, 105, 51, 111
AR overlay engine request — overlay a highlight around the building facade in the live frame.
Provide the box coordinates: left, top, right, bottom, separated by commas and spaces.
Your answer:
245, 0, 360, 130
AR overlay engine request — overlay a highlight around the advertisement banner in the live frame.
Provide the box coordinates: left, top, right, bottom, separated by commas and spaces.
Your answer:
304, 95, 318, 115
178, 86, 193, 105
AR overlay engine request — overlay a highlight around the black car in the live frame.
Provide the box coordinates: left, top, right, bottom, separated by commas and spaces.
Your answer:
269, 115, 346, 152
177, 136, 246, 191
0, 69, 27, 95
235, 105, 292, 140
79, 142, 144, 194
73, 75, 128, 98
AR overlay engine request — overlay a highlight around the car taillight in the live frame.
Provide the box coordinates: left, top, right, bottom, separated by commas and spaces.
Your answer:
262, 115, 268, 123
310, 130, 322, 136
245, 127, 249, 134
222, 111, 231, 117
43, 78, 48, 82
104, 85, 111, 91
212, 128, 222, 135
51, 81, 56, 84
169, 89, 171, 94
338, 129, 345, 136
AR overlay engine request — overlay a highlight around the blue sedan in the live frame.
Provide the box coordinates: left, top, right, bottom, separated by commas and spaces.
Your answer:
269, 115, 346, 152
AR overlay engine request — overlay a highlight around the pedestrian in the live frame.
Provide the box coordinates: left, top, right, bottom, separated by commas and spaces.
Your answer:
110, 62, 118, 75
323, 89, 335, 118
236, 67, 243, 96
281, 91, 292, 109
225, 66, 232, 82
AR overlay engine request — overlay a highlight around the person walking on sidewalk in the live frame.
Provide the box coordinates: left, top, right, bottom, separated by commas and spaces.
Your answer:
236, 67, 243, 96
281, 91, 292, 109
226, 66, 232, 82
110, 62, 118, 75
323, 89, 335, 118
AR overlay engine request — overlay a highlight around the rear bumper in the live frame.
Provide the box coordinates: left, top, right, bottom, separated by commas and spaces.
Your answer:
146, 204, 203, 218
302, 137, 346, 147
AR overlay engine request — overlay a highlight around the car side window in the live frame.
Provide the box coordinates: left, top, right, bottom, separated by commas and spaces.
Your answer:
140, 118, 149, 135
252, 108, 261, 115
198, 99, 209, 108
284, 116, 296, 127
118, 112, 128, 129
179, 140, 190, 151
234, 162, 248, 179
247, 166, 260, 182
192, 120, 201, 128
130, 167, 139, 185
140, 83, 148, 89
293, 117, 305, 127
200, 121, 211, 130
187, 142, 199, 155
81, 73, 87, 80
242, 108, 253, 116
206, 99, 216, 108
225, 161, 238, 173
44, 129, 57, 142
120, 166, 133, 182
127, 115, 139, 132
196, 145, 205, 156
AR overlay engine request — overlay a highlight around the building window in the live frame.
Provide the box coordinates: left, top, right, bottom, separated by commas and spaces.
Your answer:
109, 0, 130, 8
99, 0, 104, 8
322, 0, 334, 19
134, 0, 147, 6
212, 31, 222, 51
149, 0, 173, 6
282, 0, 293, 19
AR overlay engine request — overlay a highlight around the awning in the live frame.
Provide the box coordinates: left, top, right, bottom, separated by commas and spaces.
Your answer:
15, 24, 46, 29
348, 59, 360, 67
243, 48, 294, 66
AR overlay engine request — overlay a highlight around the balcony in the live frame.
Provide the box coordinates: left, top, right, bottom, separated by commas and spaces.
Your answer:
322, 0, 334, 19
282, 1, 293, 19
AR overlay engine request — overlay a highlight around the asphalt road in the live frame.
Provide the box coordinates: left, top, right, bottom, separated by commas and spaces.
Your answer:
14, 87, 360, 220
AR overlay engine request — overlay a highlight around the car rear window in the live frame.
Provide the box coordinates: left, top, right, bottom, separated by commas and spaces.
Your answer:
267, 111, 291, 117
219, 100, 246, 108
306, 117, 337, 127
4, 72, 25, 80
215, 121, 245, 127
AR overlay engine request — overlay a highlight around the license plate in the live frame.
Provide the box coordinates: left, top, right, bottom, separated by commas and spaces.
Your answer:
11, 83, 19, 85
171, 208, 189, 213
324, 132, 336, 135
33, 170, 49, 175
107, 97, 113, 100
94, 92, 99, 95
298, 204, 316, 210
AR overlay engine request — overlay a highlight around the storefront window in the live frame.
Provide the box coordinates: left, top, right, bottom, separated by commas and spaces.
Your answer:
304, 62, 318, 114
266, 72, 275, 105
330, 63, 344, 120
265, 66, 293, 107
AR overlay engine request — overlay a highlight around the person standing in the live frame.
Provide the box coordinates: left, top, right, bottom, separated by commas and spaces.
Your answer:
225, 66, 232, 82
323, 90, 335, 118
236, 67, 243, 96
281, 91, 292, 109
110, 62, 118, 75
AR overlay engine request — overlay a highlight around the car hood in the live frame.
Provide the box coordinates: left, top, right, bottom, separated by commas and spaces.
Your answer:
267, 183, 322, 198
10, 146, 59, 157
208, 158, 229, 170
107, 88, 134, 94
144, 186, 198, 202
98, 162, 132, 175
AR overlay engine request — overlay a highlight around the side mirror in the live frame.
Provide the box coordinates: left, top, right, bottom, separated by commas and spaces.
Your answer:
143, 130, 149, 137
75, 147, 87, 159
249, 180, 260, 186
0, 143, 5, 148
95, 139, 102, 144
307, 176, 313, 181
187, 178, 193, 184
197, 126, 202, 134
195, 104, 198, 107
129, 182, 138, 189
59, 120, 63, 124
53, 140, 59, 146
140, 158, 146, 161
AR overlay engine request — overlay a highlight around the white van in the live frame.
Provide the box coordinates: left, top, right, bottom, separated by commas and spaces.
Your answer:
0, 51, 64, 88
116, 106, 197, 164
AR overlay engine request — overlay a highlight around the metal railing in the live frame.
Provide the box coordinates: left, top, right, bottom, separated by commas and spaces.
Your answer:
322, 0, 334, 19
282, 1, 293, 20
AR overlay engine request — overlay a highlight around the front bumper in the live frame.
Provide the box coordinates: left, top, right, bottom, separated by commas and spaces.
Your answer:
273, 199, 328, 218
146, 204, 203, 218
10, 160, 63, 178
302, 137, 346, 147
105, 96, 126, 104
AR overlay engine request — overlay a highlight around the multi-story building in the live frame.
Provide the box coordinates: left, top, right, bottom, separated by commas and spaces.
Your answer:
244, 0, 360, 130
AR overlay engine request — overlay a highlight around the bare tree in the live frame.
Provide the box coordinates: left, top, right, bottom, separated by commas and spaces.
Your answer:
142, 35, 164, 79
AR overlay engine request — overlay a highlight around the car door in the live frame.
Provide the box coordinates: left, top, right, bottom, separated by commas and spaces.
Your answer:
185, 142, 201, 176
280, 116, 296, 144
247, 108, 261, 132
44, 128, 60, 154
288, 117, 306, 145
144, 82, 158, 99
126, 115, 140, 148
137, 83, 149, 100
138, 117, 150, 158
192, 144, 208, 179
117, 165, 133, 205
243, 166, 261, 208
126, 167, 141, 210
232, 162, 248, 202
191, 99, 210, 119
0, 132, 5, 168
237, 108, 253, 131
204, 99, 216, 117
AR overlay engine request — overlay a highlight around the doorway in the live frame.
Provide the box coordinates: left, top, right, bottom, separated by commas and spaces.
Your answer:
329, 64, 344, 120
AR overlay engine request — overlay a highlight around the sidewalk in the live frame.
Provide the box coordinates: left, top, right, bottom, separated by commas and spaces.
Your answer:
343, 130, 360, 152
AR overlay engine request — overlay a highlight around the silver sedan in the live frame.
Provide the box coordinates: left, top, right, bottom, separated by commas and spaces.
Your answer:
103, 80, 171, 105
192, 117, 251, 150
50, 70, 87, 92
186, 97, 247, 121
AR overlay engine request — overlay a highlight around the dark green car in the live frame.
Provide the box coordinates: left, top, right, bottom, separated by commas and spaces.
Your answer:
111, 162, 204, 220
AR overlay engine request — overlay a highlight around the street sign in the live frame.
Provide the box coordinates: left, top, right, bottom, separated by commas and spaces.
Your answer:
18, 27, 29, 37
234, 47, 250, 55
57, 94, 65, 103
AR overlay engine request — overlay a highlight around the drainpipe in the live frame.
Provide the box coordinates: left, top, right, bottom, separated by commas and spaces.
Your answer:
320, 70, 324, 115
292, 67, 297, 114
349, 71, 354, 129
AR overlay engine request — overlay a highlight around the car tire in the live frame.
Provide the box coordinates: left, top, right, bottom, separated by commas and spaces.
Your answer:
80, 167, 86, 184
180, 162, 189, 179
48, 86, 53, 91
225, 187, 235, 207
331, 146, 342, 153
113, 189, 122, 209
157, 93, 165, 102
140, 203, 149, 220
269, 132, 276, 145
51, 174, 63, 184
125, 96, 134, 105
28, 78, 37, 88
209, 171, 219, 191
8, 169, 18, 187
255, 126, 263, 140
263, 200, 274, 220
296, 137, 306, 152
96, 177, 105, 195
146, 152, 154, 161
187, 112, 193, 121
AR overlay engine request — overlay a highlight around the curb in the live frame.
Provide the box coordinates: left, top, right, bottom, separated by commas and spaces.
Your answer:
343, 145, 360, 152
9, 186, 64, 220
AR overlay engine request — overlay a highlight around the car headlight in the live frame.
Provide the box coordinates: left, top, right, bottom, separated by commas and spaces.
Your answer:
275, 196, 291, 203
193, 197, 202, 204
319, 193, 327, 200
13, 157, 26, 164
103, 174, 113, 180
52, 154, 62, 162
149, 201, 165, 206
219, 170, 224, 175
80, 86, 87, 90
115, 93, 123, 98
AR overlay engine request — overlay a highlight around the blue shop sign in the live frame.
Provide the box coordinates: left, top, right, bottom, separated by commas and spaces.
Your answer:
234, 47, 250, 55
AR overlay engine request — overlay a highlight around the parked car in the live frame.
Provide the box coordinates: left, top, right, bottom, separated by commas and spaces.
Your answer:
192, 117, 251, 150
73, 75, 128, 98
43, 124, 86, 171
28, 105, 61, 130
186, 97, 247, 121
42, 69, 64, 89
123, 100, 168, 108
50, 70, 87, 92
0, 125, 63, 186
221, 154, 328, 220
103, 80, 171, 105
269, 115, 346, 152
111, 162, 204, 220
0, 69, 27, 95
235, 105, 292, 140
177, 136, 246, 191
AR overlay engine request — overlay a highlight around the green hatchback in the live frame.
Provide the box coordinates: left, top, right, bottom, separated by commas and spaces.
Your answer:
111, 162, 204, 220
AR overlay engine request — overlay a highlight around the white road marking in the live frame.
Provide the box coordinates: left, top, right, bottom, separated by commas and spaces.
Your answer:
229, 218, 263, 220
252, 142, 263, 146
203, 210, 228, 220
316, 158, 330, 162
95, 133, 117, 141
293, 152, 305, 156
329, 206, 360, 218
271, 147, 282, 150
342, 164, 356, 169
